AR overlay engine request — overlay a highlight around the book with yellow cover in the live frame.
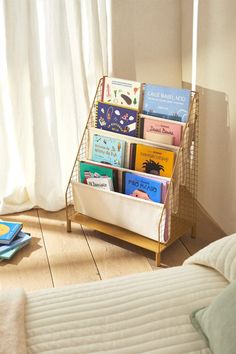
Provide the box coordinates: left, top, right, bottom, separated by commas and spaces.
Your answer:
129, 143, 175, 178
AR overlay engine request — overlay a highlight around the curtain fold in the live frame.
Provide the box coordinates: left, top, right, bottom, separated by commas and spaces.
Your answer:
0, 0, 108, 214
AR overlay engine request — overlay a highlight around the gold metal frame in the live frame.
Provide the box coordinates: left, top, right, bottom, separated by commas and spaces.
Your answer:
65, 77, 199, 266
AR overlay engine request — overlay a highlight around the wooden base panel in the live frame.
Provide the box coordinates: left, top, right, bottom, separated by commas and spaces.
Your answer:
69, 212, 192, 266
70, 213, 165, 253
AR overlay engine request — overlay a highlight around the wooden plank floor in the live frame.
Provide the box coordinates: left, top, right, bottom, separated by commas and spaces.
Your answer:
0, 205, 226, 292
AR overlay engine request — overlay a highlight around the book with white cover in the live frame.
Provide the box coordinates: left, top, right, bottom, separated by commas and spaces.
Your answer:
86, 177, 114, 191
102, 77, 141, 110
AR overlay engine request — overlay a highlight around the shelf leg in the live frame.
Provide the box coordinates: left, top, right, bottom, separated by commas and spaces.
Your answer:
155, 252, 161, 267
191, 223, 197, 239
67, 219, 72, 233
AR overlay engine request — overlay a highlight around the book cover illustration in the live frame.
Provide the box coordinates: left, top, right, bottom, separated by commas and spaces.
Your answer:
0, 221, 23, 244
0, 231, 31, 255
130, 143, 175, 178
123, 172, 162, 203
92, 134, 125, 167
86, 177, 114, 191
96, 101, 139, 137
142, 84, 191, 122
79, 161, 118, 189
141, 117, 183, 146
102, 77, 141, 110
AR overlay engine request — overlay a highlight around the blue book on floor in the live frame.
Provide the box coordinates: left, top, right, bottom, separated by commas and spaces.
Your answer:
0, 231, 31, 255
0, 242, 30, 260
0, 221, 23, 244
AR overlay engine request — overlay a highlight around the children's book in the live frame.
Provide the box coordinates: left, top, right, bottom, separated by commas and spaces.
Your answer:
145, 131, 174, 145
0, 242, 29, 260
142, 84, 191, 122
124, 171, 169, 204
96, 101, 139, 137
86, 177, 114, 191
92, 134, 126, 167
0, 231, 31, 255
129, 143, 175, 178
79, 161, 118, 191
157, 178, 169, 204
123, 172, 162, 203
0, 221, 23, 244
140, 115, 183, 146
145, 175, 169, 204
102, 77, 141, 110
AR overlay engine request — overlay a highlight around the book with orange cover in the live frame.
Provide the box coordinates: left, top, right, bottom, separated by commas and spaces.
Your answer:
129, 143, 175, 178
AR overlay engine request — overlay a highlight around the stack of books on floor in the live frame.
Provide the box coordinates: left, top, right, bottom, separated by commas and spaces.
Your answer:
0, 221, 32, 262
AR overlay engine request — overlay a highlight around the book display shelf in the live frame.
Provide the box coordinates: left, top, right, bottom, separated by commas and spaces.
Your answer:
65, 77, 199, 266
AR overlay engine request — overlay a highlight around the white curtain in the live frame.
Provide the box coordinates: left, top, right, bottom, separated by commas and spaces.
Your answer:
0, 0, 109, 214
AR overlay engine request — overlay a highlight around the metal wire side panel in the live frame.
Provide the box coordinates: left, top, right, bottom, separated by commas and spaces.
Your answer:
160, 91, 199, 243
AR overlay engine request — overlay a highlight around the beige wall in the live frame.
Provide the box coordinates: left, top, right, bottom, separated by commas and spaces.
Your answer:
111, 0, 236, 233
111, 0, 182, 86
182, 0, 236, 234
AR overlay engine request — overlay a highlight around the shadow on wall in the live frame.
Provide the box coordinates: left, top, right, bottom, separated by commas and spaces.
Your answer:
184, 82, 232, 232
110, 0, 182, 86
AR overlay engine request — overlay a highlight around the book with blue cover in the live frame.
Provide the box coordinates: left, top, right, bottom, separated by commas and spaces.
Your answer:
0, 231, 31, 255
143, 84, 191, 122
92, 134, 126, 167
96, 101, 139, 137
0, 242, 29, 260
123, 172, 162, 203
0, 221, 23, 244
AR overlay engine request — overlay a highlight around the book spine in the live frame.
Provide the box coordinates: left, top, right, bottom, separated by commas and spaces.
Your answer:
138, 115, 144, 138
129, 143, 136, 170
122, 171, 126, 194
113, 170, 119, 192
135, 112, 140, 138
139, 83, 145, 112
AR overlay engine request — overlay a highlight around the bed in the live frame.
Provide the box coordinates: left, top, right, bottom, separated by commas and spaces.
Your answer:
2, 233, 236, 354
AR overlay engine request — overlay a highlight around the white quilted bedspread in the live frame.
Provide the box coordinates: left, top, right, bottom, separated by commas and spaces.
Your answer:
26, 265, 227, 354
26, 233, 236, 354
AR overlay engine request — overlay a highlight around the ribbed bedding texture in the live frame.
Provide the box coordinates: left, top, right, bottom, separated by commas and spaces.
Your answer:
26, 264, 228, 354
